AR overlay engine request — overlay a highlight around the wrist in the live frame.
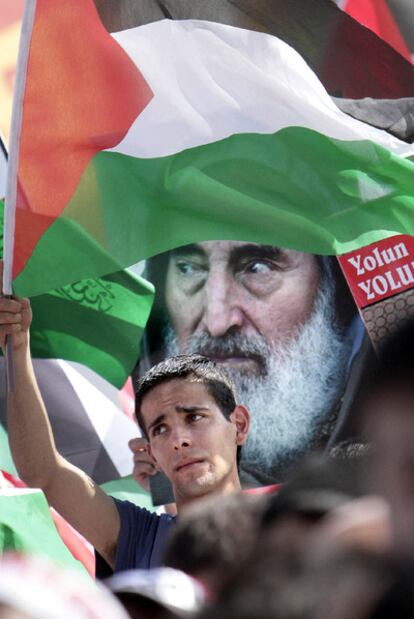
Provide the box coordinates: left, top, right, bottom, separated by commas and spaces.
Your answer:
8, 331, 31, 357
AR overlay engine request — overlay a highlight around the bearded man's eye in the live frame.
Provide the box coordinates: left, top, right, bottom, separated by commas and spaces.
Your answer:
245, 260, 274, 274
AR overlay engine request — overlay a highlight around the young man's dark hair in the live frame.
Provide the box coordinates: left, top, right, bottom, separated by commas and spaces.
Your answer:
135, 354, 238, 438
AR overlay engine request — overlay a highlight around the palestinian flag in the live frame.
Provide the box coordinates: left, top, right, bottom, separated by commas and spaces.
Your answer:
5, 0, 414, 300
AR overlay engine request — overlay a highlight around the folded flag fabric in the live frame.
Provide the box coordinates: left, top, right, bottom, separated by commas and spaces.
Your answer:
7, 0, 414, 300
0, 361, 152, 511
0, 358, 140, 484
0, 487, 88, 574
1, 471, 95, 576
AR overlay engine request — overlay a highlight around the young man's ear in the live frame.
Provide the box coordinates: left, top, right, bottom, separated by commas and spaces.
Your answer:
230, 405, 250, 446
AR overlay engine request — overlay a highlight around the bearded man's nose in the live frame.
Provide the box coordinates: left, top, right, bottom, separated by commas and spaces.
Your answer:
201, 276, 244, 337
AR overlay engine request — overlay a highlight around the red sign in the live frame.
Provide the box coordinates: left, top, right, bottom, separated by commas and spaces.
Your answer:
339, 235, 414, 308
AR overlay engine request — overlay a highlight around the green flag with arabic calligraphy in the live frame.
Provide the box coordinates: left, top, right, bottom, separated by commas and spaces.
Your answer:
0, 200, 153, 388
29, 270, 154, 388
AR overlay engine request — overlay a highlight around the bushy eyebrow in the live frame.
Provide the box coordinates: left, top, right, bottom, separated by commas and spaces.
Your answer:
171, 243, 283, 261
171, 244, 206, 259
170, 243, 286, 273
229, 244, 282, 267
147, 406, 209, 433
175, 406, 210, 413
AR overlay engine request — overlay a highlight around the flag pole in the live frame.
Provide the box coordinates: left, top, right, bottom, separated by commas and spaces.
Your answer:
3, 0, 37, 392
1, 136, 15, 394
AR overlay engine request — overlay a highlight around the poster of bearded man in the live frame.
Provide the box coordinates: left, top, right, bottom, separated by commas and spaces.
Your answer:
132, 241, 372, 489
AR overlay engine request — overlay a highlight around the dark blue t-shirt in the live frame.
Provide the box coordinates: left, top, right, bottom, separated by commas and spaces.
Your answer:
95, 498, 175, 578
114, 498, 175, 571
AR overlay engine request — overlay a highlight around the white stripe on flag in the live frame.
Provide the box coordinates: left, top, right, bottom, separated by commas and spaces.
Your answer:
110, 19, 414, 159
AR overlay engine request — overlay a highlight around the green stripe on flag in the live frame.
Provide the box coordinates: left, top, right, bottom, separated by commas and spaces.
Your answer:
13, 127, 414, 297
0, 425, 17, 476
0, 490, 87, 574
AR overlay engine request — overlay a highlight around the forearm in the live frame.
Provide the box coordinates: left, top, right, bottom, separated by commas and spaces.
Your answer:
0, 293, 120, 565
7, 338, 60, 489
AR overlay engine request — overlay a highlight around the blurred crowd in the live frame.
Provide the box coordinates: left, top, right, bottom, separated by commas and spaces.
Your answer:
1, 320, 414, 619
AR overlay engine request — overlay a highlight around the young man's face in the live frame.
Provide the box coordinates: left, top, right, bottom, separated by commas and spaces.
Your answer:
165, 241, 320, 375
140, 378, 249, 507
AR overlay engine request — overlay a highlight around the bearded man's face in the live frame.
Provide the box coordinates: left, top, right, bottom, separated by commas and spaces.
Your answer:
163, 240, 352, 481
165, 241, 321, 366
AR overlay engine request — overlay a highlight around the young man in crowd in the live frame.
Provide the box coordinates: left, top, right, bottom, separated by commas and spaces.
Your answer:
0, 292, 249, 572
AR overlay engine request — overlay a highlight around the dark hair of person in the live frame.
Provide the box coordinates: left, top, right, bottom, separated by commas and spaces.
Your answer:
163, 493, 264, 595
135, 354, 238, 438
260, 452, 364, 528
197, 547, 399, 619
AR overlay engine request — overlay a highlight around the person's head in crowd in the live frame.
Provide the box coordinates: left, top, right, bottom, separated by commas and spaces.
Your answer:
259, 452, 366, 554
306, 551, 414, 619
196, 548, 304, 619
134, 354, 249, 510
359, 319, 414, 559
0, 554, 128, 619
300, 549, 413, 619
142, 241, 358, 483
106, 567, 205, 619
198, 543, 410, 619
163, 492, 265, 597
308, 496, 392, 559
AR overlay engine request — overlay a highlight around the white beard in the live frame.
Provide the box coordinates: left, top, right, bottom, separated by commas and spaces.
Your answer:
165, 275, 352, 482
